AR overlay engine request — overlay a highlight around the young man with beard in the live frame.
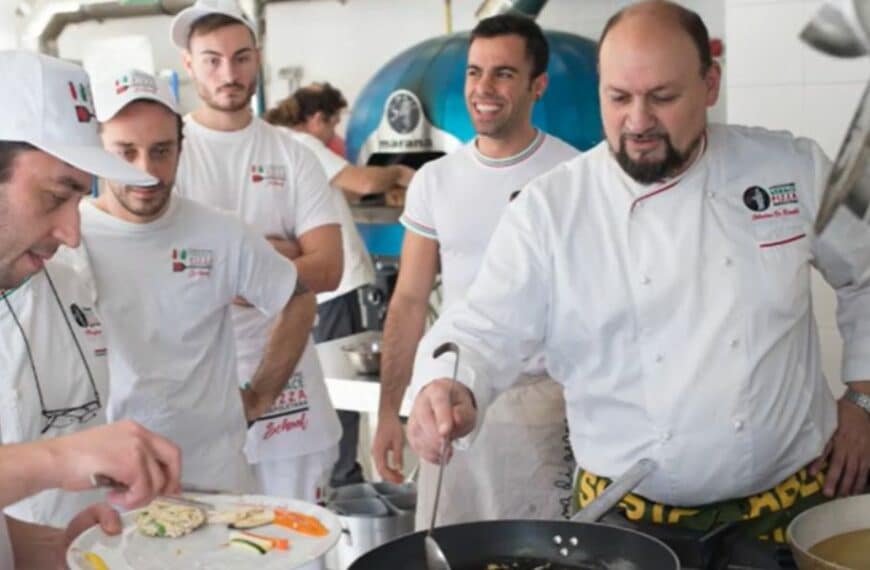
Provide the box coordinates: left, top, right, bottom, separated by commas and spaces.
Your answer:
407, 0, 870, 543
0, 51, 181, 568
372, 14, 579, 528
170, 0, 343, 503
60, 68, 315, 494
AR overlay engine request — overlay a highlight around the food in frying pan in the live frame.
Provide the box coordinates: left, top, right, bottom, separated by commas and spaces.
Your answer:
477, 559, 601, 569
135, 499, 207, 538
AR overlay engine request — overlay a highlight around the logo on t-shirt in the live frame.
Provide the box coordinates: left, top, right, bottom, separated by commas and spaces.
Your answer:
256, 372, 310, 440
171, 248, 213, 277
250, 164, 286, 187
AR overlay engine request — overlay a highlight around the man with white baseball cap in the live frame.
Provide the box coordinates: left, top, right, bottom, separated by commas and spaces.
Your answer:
170, 0, 344, 511
0, 50, 181, 569
59, 67, 317, 495
170, 0, 257, 49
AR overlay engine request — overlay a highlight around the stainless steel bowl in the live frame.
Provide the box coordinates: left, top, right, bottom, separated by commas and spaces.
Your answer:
342, 340, 381, 375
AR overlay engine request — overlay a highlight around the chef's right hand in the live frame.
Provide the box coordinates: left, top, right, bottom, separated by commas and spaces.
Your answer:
372, 414, 406, 483
406, 378, 476, 464
50, 420, 182, 509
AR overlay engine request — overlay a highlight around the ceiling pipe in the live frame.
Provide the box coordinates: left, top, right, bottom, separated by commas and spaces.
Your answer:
475, 0, 548, 20
27, 0, 195, 55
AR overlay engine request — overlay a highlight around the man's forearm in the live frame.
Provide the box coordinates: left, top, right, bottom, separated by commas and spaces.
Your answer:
0, 441, 63, 508
248, 288, 317, 416
6, 514, 63, 569
293, 251, 343, 293
379, 296, 429, 418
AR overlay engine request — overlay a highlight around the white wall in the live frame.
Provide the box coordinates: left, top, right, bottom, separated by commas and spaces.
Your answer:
726, 0, 869, 392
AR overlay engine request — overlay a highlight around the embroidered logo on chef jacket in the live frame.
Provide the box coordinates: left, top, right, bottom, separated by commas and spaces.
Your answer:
68, 81, 94, 123
743, 186, 771, 212
255, 372, 310, 440
746, 183, 801, 222
250, 164, 287, 187
70, 303, 101, 333
170, 248, 213, 277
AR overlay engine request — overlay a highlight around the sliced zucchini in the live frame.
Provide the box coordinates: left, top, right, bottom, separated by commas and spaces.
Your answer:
229, 537, 268, 555
229, 530, 274, 551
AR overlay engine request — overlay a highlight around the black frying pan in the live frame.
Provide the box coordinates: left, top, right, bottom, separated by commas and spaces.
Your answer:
347, 519, 680, 569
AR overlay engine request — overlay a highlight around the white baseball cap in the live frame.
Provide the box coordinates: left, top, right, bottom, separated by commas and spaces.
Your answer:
170, 0, 258, 49
0, 50, 156, 187
93, 69, 178, 122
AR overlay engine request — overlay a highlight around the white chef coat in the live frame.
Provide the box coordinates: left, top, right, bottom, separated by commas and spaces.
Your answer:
175, 116, 342, 463
401, 131, 580, 526
63, 196, 298, 492
410, 123, 870, 506
290, 130, 375, 304
0, 260, 107, 526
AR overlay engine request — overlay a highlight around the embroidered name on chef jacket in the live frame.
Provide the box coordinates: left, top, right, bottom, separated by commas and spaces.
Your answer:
743, 182, 800, 221
170, 248, 213, 278
249, 164, 287, 187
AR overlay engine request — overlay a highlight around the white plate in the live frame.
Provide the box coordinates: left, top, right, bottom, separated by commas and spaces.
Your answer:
67, 494, 340, 570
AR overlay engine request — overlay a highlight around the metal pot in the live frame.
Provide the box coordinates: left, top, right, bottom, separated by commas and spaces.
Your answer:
326, 482, 417, 569
787, 493, 870, 569
342, 340, 381, 375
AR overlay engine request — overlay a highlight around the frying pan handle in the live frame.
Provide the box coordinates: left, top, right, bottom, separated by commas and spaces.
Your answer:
570, 458, 657, 523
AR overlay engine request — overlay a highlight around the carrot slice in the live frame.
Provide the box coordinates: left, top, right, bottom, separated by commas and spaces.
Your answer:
273, 508, 329, 536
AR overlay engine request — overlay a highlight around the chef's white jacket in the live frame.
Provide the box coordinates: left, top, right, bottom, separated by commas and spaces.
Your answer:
410, 124, 870, 506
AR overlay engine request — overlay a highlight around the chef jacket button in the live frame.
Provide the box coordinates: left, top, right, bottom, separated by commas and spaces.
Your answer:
729, 338, 739, 348
654, 354, 663, 363
734, 419, 745, 431
641, 275, 651, 285
724, 256, 733, 266
707, 191, 715, 199
660, 431, 672, 442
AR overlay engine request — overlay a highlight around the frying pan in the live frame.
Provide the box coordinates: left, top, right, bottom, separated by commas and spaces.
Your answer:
349, 459, 679, 569
346, 519, 679, 569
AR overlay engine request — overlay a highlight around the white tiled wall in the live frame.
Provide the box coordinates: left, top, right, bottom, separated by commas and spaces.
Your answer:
726, 0, 870, 393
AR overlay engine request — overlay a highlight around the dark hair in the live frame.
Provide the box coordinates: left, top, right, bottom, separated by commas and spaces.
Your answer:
598, 1, 712, 75
188, 13, 256, 48
264, 83, 348, 127
470, 13, 549, 79
0, 141, 36, 185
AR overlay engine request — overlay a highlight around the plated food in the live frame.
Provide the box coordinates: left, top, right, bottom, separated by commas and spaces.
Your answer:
67, 494, 341, 570
135, 499, 207, 538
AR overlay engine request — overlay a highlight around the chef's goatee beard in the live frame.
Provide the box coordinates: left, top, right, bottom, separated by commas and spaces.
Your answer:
614, 132, 702, 185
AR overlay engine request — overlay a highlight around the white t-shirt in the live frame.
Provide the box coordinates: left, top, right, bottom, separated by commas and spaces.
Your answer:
401, 131, 579, 310
0, 260, 107, 526
176, 116, 342, 462
291, 130, 376, 303
63, 196, 298, 491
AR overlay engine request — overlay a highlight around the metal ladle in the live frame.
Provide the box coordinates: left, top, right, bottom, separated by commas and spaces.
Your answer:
424, 341, 461, 570
570, 457, 658, 523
